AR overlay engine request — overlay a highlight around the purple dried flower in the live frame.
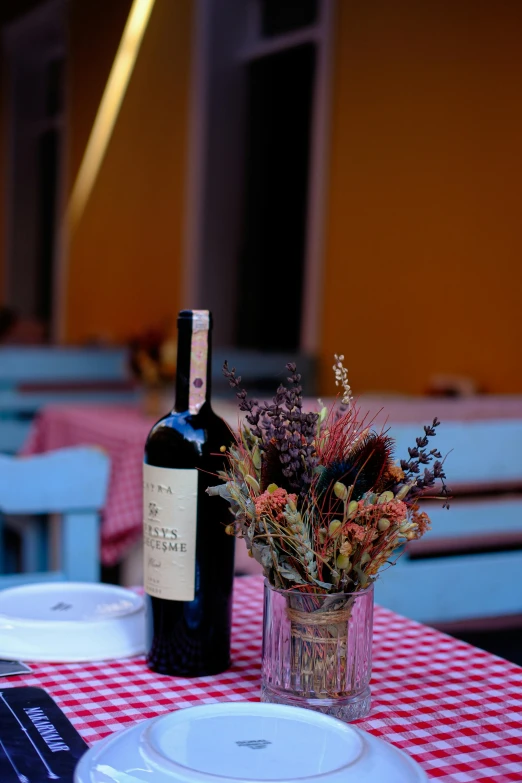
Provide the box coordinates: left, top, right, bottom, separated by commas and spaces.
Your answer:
400, 419, 451, 504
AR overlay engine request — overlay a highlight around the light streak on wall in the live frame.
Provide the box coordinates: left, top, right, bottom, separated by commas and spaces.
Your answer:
67, 0, 156, 232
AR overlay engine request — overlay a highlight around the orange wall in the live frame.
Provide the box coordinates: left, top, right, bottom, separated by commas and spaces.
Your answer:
320, 0, 522, 394
65, 0, 193, 342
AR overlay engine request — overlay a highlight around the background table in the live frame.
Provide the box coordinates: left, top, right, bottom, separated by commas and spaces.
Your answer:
2, 576, 522, 782
21, 396, 522, 566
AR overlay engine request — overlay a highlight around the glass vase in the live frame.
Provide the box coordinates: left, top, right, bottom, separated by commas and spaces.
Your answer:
261, 580, 373, 722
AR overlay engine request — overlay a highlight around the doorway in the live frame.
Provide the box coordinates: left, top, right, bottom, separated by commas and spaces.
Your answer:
2, 0, 67, 341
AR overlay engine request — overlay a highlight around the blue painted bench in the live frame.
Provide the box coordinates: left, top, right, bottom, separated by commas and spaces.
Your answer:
0, 447, 110, 588
0, 346, 138, 453
374, 420, 522, 627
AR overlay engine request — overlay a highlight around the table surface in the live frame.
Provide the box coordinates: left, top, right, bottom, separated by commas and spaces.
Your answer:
21, 397, 522, 566
2, 576, 522, 782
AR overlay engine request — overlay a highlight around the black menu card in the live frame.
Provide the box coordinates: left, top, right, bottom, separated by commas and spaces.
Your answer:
0, 687, 88, 782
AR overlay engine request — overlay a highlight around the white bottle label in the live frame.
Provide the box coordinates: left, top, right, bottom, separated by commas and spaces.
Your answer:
143, 464, 197, 601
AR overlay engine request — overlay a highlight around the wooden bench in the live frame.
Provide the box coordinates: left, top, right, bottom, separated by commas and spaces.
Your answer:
374, 419, 522, 627
0, 346, 138, 453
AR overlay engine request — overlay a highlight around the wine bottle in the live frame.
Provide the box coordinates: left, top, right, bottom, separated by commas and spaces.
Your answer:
143, 309, 235, 676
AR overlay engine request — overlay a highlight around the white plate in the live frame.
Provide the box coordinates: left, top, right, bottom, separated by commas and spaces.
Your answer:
74, 702, 427, 783
0, 582, 145, 662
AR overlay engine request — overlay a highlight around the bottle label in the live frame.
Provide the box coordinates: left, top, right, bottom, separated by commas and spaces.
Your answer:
143, 464, 197, 601
188, 310, 209, 414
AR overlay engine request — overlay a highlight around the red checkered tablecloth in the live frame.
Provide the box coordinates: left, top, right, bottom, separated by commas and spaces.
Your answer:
2, 577, 522, 781
21, 405, 155, 565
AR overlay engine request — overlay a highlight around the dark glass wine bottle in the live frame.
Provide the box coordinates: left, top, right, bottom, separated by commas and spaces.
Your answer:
143, 310, 235, 676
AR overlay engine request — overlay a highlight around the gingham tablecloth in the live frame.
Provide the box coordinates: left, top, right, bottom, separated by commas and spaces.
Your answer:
21, 399, 522, 566
21, 405, 155, 565
2, 577, 521, 781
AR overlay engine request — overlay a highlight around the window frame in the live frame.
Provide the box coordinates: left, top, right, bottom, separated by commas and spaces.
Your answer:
182, 0, 335, 354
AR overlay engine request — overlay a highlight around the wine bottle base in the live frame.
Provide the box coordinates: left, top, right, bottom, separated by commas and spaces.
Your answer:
145, 656, 232, 678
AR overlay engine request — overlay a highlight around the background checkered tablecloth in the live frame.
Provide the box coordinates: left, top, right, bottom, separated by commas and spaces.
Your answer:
21, 405, 155, 565
2, 576, 522, 782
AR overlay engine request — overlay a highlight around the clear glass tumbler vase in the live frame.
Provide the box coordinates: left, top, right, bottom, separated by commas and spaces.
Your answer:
261, 581, 373, 722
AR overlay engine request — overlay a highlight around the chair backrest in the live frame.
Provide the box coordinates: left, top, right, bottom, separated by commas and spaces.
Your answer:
0, 446, 111, 588
375, 419, 522, 626
0, 346, 138, 453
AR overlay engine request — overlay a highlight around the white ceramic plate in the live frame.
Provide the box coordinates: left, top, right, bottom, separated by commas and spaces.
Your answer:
0, 582, 145, 662
75, 702, 427, 783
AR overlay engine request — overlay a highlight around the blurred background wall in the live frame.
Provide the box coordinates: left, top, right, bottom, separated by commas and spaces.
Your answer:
321, 0, 522, 395
65, 0, 192, 344
1, 0, 521, 395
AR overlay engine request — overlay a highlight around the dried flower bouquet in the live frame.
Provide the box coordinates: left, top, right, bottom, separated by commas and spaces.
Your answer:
209, 357, 449, 593
208, 358, 450, 717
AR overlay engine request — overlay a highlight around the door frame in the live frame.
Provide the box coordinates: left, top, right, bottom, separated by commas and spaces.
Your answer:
182, 0, 335, 354
2, 0, 68, 342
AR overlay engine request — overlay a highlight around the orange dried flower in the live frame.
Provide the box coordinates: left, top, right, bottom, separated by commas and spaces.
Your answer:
345, 522, 366, 542
410, 508, 431, 538
255, 488, 297, 523
387, 464, 405, 483
355, 499, 408, 527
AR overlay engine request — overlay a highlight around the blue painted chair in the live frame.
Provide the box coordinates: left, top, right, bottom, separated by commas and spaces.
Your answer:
375, 420, 522, 627
0, 447, 110, 588
0, 346, 138, 454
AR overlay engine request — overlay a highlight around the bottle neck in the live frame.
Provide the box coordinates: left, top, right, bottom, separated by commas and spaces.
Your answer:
174, 313, 212, 414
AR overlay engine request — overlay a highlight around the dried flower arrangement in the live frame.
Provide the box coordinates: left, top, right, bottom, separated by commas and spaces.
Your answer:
208, 357, 450, 595
209, 358, 451, 718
